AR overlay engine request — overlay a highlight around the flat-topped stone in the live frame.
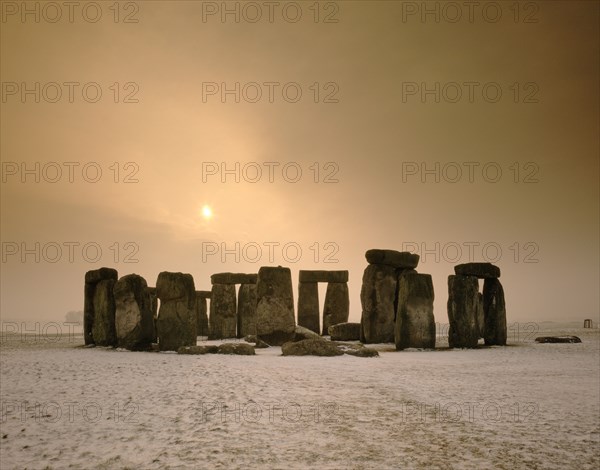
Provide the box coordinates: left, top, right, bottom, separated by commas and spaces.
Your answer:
535, 336, 581, 344
85, 267, 118, 285
298, 270, 349, 283
455, 263, 500, 279
210, 273, 257, 285
365, 250, 419, 269
196, 290, 212, 299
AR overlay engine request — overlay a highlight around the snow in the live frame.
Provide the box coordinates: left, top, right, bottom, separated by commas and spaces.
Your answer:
1, 327, 598, 469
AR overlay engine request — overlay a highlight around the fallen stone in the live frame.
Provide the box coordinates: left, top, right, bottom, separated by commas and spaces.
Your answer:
210, 273, 258, 285
256, 266, 296, 345
297, 281, 320, 334
243, 335, 270, 348
298, 270, 349, 283
177, 345, 219, 355
322, 282, 350, 335
335, 343, 380, 357
365, 249, 419, 269
293, 325, 324, 342
455, 262, 500, 279
114, 274, 155, 350
217, 343, 256, 355
282, 339, 343, 357
535, 336, 582, 343
328, 322, 361, 341
395, 271, 436, 350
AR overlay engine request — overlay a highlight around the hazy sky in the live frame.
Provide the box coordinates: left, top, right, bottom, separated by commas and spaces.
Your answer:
1, 1, 598, 326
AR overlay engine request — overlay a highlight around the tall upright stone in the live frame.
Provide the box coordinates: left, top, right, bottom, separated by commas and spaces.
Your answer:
256, 266, 295, 345
395, 271, 435, 350
322, 282, 350, 335
476, 292, 484, 339
195, 291, 211, 337
209, 284, 237, 339
297, 282, 320, 334
156, 272, 196, 351
483, 278, 507, 346
84, 267, 118, 346
147, 287, 158, 343
114, 274, 155, 350
360, 264, 397, 343
237, 283, 257, 337
447, 275, 479, 348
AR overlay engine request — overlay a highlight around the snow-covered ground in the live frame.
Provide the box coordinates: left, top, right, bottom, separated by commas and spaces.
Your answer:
1, 326, 598, 469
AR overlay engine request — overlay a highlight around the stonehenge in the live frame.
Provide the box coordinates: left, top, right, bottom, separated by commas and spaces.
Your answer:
84, 267, 118, 346
114, 274, 155, 350
447, 262, 507, 348
156, 271, 197, 351
81, 257, 509, 353
297, 270, 349, 335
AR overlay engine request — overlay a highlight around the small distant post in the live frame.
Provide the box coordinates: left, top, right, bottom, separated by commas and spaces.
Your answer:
583, 319, 593, 328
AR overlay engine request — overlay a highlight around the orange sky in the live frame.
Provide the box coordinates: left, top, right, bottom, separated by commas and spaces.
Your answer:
1, 1, 598, 325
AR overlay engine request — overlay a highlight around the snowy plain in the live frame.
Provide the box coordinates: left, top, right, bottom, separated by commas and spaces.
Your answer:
0, 325, 598, 470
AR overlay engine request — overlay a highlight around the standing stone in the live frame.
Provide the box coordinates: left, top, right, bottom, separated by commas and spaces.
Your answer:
360, 264, 397, 343
147, 287, 158, 343
114, 274, 155, 350
447, 275, 479, 348
256, 266, 296, 345
195, 293, 210, 337
476, 293, 484, 339
395, 272, 435, 350
297, 282, 320, 334
156, 272, 197, 351
322, 282, 350, 335
209, 284, 237, 339
237, 283, 258, 338
84, 268, 118, 345
483, 278, 507, 346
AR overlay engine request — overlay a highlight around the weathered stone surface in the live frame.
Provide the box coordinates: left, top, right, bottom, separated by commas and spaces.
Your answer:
298, 270, 349, 283
282, 339, 344, 357
365, 250, 419, 269
322, 283, 350, 335
211, 273, 258, 285
535, 336, 581, 343
256, 266, 296, 346
84, 268, 118, 345
217, 343, 256, 355
335, 343, 380, 357
328, 322, 361, 341
455, 263, 500, 279
360, 264, 397, 343
147, 287, 158, 343
297, 282, 320, 334
196, 290, 212, 299
395, 272, 435, 350
91, 279, 117, 347
209, 284, 237, 339
243, 335, 269, 348
476, 293, 484, 339
483, 278, 507, 346
177, 345, 219, 355
293, 325, 324, 342
195, 293, 210, 337
114, 274, 155, 350
237, 283, 257, 338
156, 272, 197, 351
85, 267, 118, 285
447, 275, 479, 348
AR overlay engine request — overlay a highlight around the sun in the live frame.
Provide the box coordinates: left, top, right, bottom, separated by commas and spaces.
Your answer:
201, 205, 213, 220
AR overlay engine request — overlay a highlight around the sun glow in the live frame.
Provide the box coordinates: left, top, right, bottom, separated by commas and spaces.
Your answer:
201, 205, 213, 220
